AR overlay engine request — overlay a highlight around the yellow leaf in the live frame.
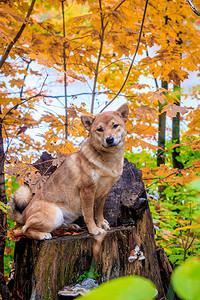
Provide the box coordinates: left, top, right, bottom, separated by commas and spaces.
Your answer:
172, 224, 200, 233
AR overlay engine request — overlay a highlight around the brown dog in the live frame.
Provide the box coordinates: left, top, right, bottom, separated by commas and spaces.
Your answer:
9, 103, 129, 240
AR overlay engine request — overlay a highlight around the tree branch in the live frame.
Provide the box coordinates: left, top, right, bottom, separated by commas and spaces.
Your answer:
0, 0, 36, 69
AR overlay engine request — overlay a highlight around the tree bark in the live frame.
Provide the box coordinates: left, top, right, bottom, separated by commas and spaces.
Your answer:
0, 272, 10, 300
157, 81, 167, 167
12, 159, 170, 300
0, 119, 7, 275
157, 81, 167, 199
172, 84, 184, 169
156, 247, 173, 295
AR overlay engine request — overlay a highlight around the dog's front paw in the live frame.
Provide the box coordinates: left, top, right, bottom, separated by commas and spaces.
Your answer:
89, 226, 105, 236
97, 219, 110, 231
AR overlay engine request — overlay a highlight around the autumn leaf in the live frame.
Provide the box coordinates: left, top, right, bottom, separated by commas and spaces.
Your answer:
5, 160, 40, 183
162, 104, 188, 118
134, 105, 157, 121
167, 69, 189, 85
9, 78, 25, 88
4, 246, 13, 255
17, 126, 27, 135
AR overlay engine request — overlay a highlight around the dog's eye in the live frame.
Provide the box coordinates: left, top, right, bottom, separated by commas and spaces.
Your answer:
113, 124, 119, 129
97, 127, 103, 132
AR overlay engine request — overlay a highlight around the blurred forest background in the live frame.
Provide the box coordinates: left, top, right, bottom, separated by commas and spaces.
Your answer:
0, 0, 200, 282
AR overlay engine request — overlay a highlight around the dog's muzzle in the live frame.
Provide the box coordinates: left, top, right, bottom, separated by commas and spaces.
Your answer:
103, 136, 121, 148
106, 136, 114, 146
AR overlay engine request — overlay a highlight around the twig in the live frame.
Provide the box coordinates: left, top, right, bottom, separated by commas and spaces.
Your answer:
186, 234, 195, 251
73, 50, 93, 92
3, 110, 30, 161
146, 170, 181, 187
146, 165, 199, 188
42, 91, 133, 99
0, 0, 36, 69
98, 58, 132, 74
100, 0, 149, 112
1, 76, 48, 123
20, 59, 33, 99
33, 159, 54, 166
186, 0, 200, 16
145, 47, 159, 89
39, 75, 48, 94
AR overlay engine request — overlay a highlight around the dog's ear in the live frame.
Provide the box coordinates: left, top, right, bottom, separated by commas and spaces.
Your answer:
116, 103, 129, 122
81, 115, 95, 131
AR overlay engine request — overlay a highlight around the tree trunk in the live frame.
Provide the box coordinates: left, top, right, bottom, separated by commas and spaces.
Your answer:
12, 158, 170, 300
0, 119, 7, 275
157, 81, 167, 167
172, 84, 184, 169
157, 81, 167, 198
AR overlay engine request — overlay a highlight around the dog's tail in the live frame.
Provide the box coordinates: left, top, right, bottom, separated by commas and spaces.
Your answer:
9, 184, 32, 224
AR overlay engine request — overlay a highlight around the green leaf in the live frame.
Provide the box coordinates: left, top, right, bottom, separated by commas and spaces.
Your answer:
163, 248, 172, 254
0, 202, 9, 213
188, 180, 200, 193
78, 276, 157, 300
171, 258, 200, 300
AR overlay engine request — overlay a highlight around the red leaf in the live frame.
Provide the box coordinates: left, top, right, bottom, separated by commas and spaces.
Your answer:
17, 126, 27, 135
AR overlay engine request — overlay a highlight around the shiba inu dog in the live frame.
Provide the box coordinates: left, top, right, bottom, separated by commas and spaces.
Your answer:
9, 103, 129, 240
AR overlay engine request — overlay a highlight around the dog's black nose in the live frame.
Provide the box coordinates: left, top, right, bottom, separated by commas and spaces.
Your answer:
106, 136, 114, 145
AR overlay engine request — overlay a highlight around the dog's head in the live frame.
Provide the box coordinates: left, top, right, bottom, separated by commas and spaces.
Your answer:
81, 103, 129, 152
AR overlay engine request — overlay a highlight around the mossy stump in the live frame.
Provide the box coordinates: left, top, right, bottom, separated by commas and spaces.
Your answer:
13, 206, 166, 300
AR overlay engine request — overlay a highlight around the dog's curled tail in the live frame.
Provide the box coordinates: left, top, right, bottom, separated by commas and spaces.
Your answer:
9, 184, 32, 224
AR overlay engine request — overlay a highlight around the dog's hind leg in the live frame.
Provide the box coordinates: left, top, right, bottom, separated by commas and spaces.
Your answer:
25, 230, 52, 240
21, 203, 64, 240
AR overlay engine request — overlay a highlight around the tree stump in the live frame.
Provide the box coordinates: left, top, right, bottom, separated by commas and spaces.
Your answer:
12, 157, 170, 300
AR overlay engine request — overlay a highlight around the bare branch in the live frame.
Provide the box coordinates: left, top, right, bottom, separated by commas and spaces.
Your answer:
98, 58, 132, 74
186, 234, 196, 251
20, 59, 33, 99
